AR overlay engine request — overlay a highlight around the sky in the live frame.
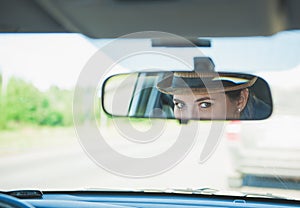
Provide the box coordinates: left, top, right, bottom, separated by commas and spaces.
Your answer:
0, 31, 300, 91
0, 33, 97, 91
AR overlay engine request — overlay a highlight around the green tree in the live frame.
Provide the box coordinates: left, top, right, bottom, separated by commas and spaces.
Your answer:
1, 77, 73, 129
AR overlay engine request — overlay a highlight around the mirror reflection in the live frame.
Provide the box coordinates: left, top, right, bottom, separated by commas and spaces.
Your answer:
102, 56, 272, 121
102, 71, 272, 121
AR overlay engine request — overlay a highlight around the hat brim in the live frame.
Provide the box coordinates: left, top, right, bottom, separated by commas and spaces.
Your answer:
156, 72, 258, 95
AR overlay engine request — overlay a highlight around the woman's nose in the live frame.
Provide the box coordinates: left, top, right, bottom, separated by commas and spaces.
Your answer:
183, 105, 200, 119
191, 106, 201, 119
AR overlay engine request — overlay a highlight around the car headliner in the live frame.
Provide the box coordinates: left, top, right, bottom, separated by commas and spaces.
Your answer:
1, 0, 300, 38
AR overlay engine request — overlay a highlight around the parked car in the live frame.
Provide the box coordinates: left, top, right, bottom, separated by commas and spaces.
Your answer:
227, 67, 300, 189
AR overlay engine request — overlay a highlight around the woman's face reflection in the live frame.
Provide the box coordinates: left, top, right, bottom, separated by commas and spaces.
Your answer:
173, 92, 238, 120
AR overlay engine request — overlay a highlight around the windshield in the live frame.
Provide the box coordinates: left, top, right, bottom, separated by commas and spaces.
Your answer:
1, 31, 300, 200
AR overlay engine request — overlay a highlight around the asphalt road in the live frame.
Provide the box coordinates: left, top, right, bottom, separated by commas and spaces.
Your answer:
0, 124, 232, 190
0, 125, 300, 200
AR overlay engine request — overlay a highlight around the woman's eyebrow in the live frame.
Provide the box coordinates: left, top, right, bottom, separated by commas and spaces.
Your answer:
173, 98, 184, 103
194, 97, 214, 103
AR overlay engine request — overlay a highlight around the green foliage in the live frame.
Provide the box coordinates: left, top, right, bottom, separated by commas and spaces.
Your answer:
0, 73, 4, 129
0, 77, 73, 129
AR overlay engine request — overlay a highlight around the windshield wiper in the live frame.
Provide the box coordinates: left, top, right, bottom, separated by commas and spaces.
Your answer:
138, 188, 289, 200
69, 188, 294, 201
242, 192, 288, 199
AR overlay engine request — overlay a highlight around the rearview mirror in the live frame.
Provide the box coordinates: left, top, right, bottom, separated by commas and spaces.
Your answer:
102, 70, 272, 122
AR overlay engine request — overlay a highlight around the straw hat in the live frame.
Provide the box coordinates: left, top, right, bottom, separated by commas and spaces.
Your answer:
156, 57, 257, 95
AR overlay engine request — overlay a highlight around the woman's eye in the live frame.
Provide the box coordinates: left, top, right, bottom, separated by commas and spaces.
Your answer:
175, 102, 185, 110
199, 102, 212, 109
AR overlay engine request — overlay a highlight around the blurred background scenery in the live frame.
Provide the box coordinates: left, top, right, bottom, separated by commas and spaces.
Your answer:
0, 34, 96, 160
0, 78, 72, 129
1, 32, 300, 199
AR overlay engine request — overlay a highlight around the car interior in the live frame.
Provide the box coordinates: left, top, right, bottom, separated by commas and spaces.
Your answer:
1, 0, 300, 207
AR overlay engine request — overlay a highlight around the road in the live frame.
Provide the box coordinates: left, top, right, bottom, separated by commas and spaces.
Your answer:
0, 124, 233, 189
0, 125, 300, 200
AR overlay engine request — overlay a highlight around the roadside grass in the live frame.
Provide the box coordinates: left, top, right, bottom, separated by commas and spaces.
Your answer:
0, 126, 76, 156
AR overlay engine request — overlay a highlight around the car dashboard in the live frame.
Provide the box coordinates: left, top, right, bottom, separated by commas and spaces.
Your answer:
2, 191, 300, 208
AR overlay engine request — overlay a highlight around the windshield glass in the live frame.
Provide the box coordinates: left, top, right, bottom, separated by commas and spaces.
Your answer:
1, 31, 300, 200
